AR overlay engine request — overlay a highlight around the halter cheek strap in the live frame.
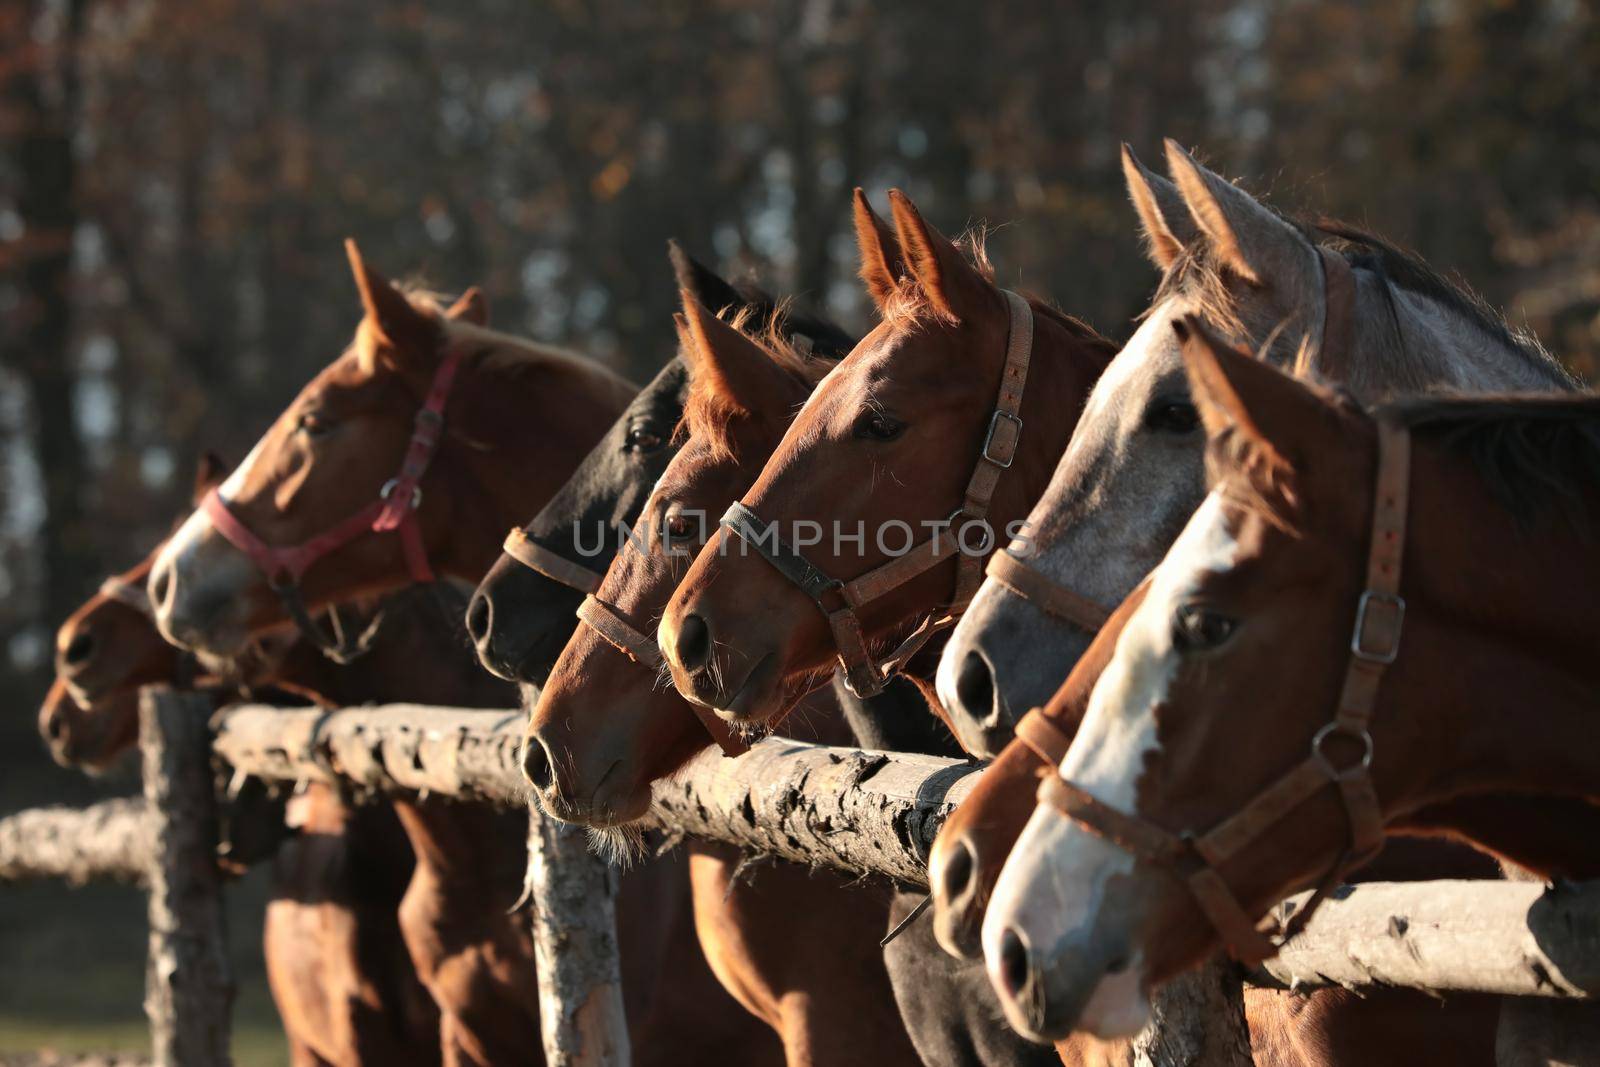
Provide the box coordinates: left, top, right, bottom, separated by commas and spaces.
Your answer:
575, 593, 750, 758
502, 527, 604, 595
202, 346, 467, 662
719, 289, 1035, 697
1037, 418, 1410, 965
984, 551, 1111, 633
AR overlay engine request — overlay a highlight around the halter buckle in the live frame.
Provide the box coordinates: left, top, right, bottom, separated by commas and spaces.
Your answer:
981, 410, 1023, 469
1350, 590, 1404, 664
1311, 722, 1374, 781
380, 478, 423, 511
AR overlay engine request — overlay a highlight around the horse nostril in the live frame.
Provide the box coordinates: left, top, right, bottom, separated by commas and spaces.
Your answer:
955, 651, 998, 726
675, 613, 711, 671
62, 632, 94, 669
149, 567, 172, 613
998, 927, 1031, 998
522, 736, 555, 792
937, 838, 975, 904
466, 591, 493, 646
43, 707, 66, 742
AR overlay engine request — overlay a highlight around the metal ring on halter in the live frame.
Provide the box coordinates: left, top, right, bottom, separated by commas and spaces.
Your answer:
1310, 722, 1375, 782
380, 478, 423, 510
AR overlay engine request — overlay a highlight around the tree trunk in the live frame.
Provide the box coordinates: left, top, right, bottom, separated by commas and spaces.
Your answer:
1134, 957, 1252, 1067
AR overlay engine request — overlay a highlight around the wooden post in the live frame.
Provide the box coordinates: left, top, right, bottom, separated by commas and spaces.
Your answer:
525, 805, 630, 1067
1135, 957, 1253, 1067
141, 687, 233, 1067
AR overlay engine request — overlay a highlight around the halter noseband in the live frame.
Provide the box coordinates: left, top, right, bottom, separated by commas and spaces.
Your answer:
501, 527, 605, 595
717, 289, 1036, 698
201, 346, 467, 663
985, 248, 1361, 643
1027, 416, 1409, 964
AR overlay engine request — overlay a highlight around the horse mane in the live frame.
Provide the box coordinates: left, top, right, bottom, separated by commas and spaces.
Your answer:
676, 304, 831, 462
1380, 393, 1600, 528
878, 227, 1109, 351
1148, 212, 1575, 390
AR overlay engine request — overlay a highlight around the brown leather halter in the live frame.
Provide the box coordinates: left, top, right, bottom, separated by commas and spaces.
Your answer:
501, 527, 605, 595
201, 346, 466, 663
984, 247, 1360, 641
718, 290, 1035, 697
574, 591, 750, 758
1025, 416, 1409, 963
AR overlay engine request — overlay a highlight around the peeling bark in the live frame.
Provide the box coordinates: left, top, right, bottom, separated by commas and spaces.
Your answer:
1134, 958, 1252, 1067
0, 798, 149, 885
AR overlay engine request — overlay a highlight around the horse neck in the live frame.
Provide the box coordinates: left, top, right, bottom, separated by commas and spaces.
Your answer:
1383, 447, 1600, 834
1327, 270, 1570, 398
430, 345, 632, 582
390, 797, 524, 890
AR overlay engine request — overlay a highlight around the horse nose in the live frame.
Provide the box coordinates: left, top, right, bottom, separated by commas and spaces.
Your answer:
997, 927, 1033, 999
522, 734, 556, 793
466, 589, 494, 648
954, 650, 1000, 729
932, 835, 986, 959
148, 561, 174, 620
936, 836, 975, 905
61, 630, 95, 670
674, 613, 712, 671
42, 704, 66, 743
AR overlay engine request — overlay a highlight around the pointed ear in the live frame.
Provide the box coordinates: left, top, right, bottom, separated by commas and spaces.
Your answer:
669, 239, 749, 317
192, 450, 227, 502
679, 290, 796, 418
887, 189, 996, 324
444, 286, 488, 325
854, 188, 906, 308
345, 239, 440, 371
1122, 143, 1197, 270
1164, 140, 1312, 290
1176, 315, 1309, 510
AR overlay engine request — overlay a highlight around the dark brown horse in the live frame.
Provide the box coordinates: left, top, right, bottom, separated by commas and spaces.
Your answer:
656, 189, 1112, 732
982, 318, 1600, 1043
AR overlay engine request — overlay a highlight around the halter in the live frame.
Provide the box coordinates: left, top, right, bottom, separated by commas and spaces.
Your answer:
99, 576, 155, 617
501, 527, 605, 595
1027, 416, 1409, 963
718, 289, 1035, 698
985, 248, 1360, 642
575, 592, 750, 758
201, 346, 467, 663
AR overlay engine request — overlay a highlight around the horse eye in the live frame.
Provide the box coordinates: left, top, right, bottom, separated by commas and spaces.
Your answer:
1143, 400, 1199, 435
852, 410, 905, 442
1172, 604, 1235, 652
297, 412, 334, 436
664, 513, 694, 542
626, 425, 664, 453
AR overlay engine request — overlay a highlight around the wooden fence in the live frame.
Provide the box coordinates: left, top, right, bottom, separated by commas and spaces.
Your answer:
3, 688, 1599, 1065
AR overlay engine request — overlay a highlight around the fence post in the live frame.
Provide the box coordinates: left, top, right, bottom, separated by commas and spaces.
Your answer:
1134, 956, 1253, 1067
141, 687, 233, 1067
525, 805, 631, 1067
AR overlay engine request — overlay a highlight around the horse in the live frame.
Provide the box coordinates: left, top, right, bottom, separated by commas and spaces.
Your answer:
929, 138, 1575, 958
526, 288, 1060, 1067
656, 188, 1113, 737
466, 240, 854, 684
981, 318, 1600, 1043
147, 239, 636, 659
936, 139, 1576, 758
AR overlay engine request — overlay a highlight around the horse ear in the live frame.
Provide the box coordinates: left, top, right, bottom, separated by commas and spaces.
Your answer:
679, 289, 791, 418
854, 188, 906, 309
345, 239, 440, 371
887, 189, 994, 324
1176, 315, 1303, 509
669, 240, 746, 317
445, 286, 488, 325
1164, 140, 1310, 289
192, 450, 227, 502
1122, 143, 1196, 270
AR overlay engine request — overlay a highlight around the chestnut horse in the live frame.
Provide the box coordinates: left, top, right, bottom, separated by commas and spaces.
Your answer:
657, 189, 1112, 732
938, 139, 1577, 758
467, 240, 855, 684
147, 240, 635, 658
985, 320, 1600, 1042
528, 290, 1064, 1067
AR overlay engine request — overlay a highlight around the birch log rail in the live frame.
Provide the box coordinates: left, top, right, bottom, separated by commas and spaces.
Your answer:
0, 797, 150, 885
